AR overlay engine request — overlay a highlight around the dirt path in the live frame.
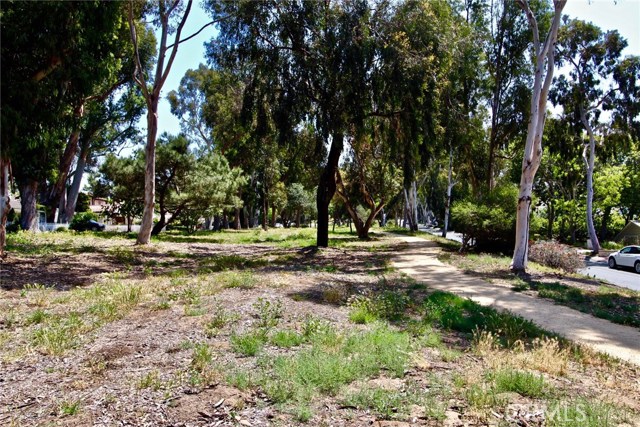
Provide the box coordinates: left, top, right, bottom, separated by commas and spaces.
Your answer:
391, 235, 640, 366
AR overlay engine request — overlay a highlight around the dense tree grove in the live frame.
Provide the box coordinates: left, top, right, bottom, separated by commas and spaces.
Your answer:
1, 0, 638, 271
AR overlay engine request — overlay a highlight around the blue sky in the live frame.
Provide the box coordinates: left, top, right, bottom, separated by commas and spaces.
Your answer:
153, 0, 640, 137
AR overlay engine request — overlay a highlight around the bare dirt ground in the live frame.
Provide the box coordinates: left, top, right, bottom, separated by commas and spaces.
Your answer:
1, 232, 639, 426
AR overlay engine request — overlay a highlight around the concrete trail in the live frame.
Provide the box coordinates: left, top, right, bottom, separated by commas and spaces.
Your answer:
391, 235, 640, 366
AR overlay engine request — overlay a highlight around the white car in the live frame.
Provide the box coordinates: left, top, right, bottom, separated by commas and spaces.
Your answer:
608, 245, 640, 273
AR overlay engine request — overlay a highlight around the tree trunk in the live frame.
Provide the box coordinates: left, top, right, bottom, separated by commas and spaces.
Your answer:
296, 209, 301, 228
19, 179, 39, 231
235, 207, 240, 230
580, 106, 601, 254
137, 107, 158, 244
0, 157, 11, 257
316, 133, 344, 247
511, 0, 566, 273
61, 142, 90, 223
443, 147, 456, 238
270, 205, 276, 227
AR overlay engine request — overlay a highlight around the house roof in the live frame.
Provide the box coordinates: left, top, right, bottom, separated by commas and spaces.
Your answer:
615, 221, 640, 241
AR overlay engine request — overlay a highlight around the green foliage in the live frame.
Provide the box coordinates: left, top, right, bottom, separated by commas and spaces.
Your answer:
422, 291, 549, 346
230, 331, 267, 356
348, 291, 409, 324
451, 184, 518, 252
69, 212, 99, 231
270, 330, 304, 348
489, 369, 548, 398
252, 298, 283, 329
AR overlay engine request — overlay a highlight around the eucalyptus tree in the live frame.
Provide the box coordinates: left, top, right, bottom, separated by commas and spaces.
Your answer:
482, 0, 537, 191
127, 0, 205, 244
373, 0, 458, 232
207, 0, 379, 246
553, 19, 628, 253
1, 0, 144, 254
510, 0, 566, 273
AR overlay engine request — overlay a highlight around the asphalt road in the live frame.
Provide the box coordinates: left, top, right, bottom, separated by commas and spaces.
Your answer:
580, 259, 640, 292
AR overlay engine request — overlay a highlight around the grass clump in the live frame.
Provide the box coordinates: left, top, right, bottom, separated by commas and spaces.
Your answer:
489, 368, 548, 398
342, 383, 445, 421
270, 329, 304, 348
348, 290, 409, 324
191, 342, 214, 372
422, 291, 549, 346
231, 331, 267, 356
253, 298, 283, 329
31, 313, 84, 355
258, 323, 413, 406
58, 400, 80, 416
137, 370, 163, 391
217, 271, 257, 289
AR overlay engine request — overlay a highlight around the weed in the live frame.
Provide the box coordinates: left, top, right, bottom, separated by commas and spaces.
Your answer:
465, 383, 507, 409
253, 298, 283, 329
231, 331, 267, 356
184, 306, 207, 317
191, 343, 214, 372
217, 271, 257, 289
348, 290, 409, 324
25, 309, 49, 325
489, 369, 547, 398
58, 400, 80, 416
32, 315, 84, 355
138, 371, 163, 390
226, 369, 258, 391
205, 302, 239, 336
257, 324, 413, 405
270, 329, 304, 348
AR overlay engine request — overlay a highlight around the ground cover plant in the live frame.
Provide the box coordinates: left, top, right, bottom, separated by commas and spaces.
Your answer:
0, 228, 638, 426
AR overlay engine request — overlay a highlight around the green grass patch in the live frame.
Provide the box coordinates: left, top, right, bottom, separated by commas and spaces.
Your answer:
270, 329, 305, 348
342, 383, 445, 421
531, 281, 640, 328
231, 331, 267, 356
489, 368, 548, 398
422, 291, 551, 346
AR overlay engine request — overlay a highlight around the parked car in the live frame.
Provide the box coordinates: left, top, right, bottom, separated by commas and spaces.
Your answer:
71, 219, 106, 232
608, 245, 640, 273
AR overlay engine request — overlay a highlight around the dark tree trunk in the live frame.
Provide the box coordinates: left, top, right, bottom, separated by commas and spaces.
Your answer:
235, 207, 240, 230
61, 139, 90, 223
316, 133, 344, 247
262, 194, 268, 231
47, 125, 81, 222
19, 179, 39, 231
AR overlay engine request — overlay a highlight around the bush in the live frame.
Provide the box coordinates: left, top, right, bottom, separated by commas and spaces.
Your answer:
450, 184, 518, 252
529, 240, 583, 272
69, 212, 98, 231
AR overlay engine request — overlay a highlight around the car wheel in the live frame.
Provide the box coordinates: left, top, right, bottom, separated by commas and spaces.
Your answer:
91, 225, 98, 231
635, 261, 640, 274
608, 257, 616, 269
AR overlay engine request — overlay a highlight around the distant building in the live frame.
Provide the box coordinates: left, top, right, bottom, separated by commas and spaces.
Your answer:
615, 221, 640, 245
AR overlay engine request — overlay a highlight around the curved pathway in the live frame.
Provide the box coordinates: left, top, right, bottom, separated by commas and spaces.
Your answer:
391, 235, 640, 366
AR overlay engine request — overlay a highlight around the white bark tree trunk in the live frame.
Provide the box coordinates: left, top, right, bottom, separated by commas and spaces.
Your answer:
0, 158, 10, 257
511, 0, 567, 273
581, 106, 600, 253
443, 147, 457, 238
128, 0, 193, 245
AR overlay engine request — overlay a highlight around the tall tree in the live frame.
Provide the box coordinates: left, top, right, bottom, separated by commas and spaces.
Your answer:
510, 0, 566, 273
1, 0, 137, 250
553, 19, 627, 254
127, 0, 194, 244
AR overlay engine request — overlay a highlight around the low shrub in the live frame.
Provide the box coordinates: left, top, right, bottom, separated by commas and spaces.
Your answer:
529, 240, 583, 272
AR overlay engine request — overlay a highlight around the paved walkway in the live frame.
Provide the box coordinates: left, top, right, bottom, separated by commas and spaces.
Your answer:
391, 235, 640, 366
